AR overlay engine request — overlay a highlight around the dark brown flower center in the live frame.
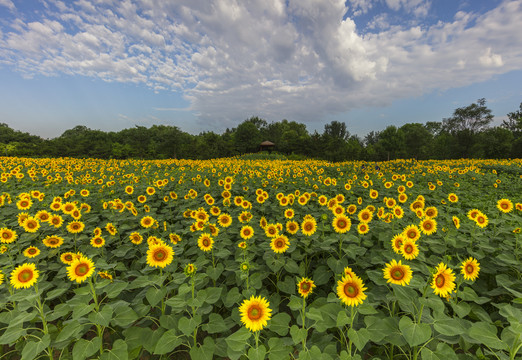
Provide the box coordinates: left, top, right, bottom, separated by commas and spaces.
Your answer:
343, 283, 358, 298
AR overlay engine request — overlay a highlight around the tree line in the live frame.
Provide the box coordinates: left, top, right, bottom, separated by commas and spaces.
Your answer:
1, 99, 521, 161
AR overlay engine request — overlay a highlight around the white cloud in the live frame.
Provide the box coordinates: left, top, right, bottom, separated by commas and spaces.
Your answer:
0, 0, 15, 11
1, 0, 522, 130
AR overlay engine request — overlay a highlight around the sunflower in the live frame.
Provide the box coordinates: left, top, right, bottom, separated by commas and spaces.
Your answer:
238, 241, 247, 249
240, 225, 254, 240
67, 256, 96, 283
263, 224, 278, 238
270, 235, 290, 254
98, 271, 113, 281
419, 218, 437, 236
0, 228, 17, 244
431, 262, 456, 298
393, 206, 404, 219
106, 223, 118, 235
198, 233, 214, 252
184, 263, 197, 277
129, 232, 143, 245
301, 217, 317, 236
475, 212, 488, 228
496, 199, 513, 213
336, 274, 367, 307
239, 295, 272, 332
16, 198, 33, 211
49, 214, 64, 228
35, 210, 51, 223
10, 263, 39, 289
403, 225, 421, 242
369, 189, 379, 199
424, 207, 438, 218
146, 187, 156, 195
0, 271, 3, 286
286, 221, 299, 235
357, 222, 370, 235
23, 246, 40, 258
90, 236, 105, 248
217, 213, 232, 228
460, 257, 480, 281
284, 208, 295, 219
332, 215, 351, 234
169, 233, 181, 244
23, 217, 40, 233
66, 221, 85, 234
347, 204, 357, 215
452, 216, 460, 229
240, 261, 250, 272
467, 209, 480, 221
125, 186, 134, 195
146, 243, 174, 268
61, 202, 76, 214
383, 259, 412, 286
358, 209, 373, 223
297, 277, 316, 298
140, 216, 155, 228
343, 266, 357, 278
400, 239, 419, 260
60, 252, 76, 265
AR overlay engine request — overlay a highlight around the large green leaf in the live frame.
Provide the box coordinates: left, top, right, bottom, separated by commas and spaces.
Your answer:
21, 334, 50, 360
347, 327, 370, 351
225, 327, 251, 353
399, 316, 432, 347
88, 304, 113, 327
153, 329, 182, 355
270, 312, 291, 336
72, 337, 101, 360
468, 322, 507, 350
248, 345, 267, 360
99, 339, 128, 360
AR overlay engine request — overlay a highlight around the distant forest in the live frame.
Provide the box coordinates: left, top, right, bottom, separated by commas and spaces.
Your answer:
1, 99, 521, 161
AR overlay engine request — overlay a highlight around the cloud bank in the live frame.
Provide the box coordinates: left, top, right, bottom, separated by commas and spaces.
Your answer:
1, 0, 521, 129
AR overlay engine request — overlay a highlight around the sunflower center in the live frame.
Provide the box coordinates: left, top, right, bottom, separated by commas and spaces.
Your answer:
343, 283, 358, 298
338, 220, 346, 228
404, 244, 413, 254
304, 224, 312, 231
75, 263, 89, 276
248, 305, 263, 320
65, 255, 73, 261
301, 282, 310, 291
28, 248, 37, 254
395, 239, 403, 248
435, 274, 445, 288
407, 231, 416, 239
466, 265, 474, 274
202, 239, 210, 247
18, 269, 33, 282
275, 239, 284, 248
2, 233, 9, 239
391, 268, 404, 280
154, 250, 166, 260
424, 223, 432, 230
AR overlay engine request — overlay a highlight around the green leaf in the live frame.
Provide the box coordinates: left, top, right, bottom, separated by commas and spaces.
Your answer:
225, 327, 251, 353
347, 328, 370, 351
112, 306, 138, 327
399, 316, 432, 347
499, 303, 522, 324
0, 325, 26, 345
268, 337, 292, 360
203, 313, 230, 334
224, 287, 241, 308
277, 275, 296, 295
290, 325, 307, 344
99, 339, 128, 360
55, 322, 85, 343
190, 337, 215, 360
288, 295, 303, 311
88, 304, 113, 327
165, 295, 187, 312
248, 345, 267, 360
204, 287, 223, 304
434, 318, 465, 337
269, 312, 291, 336
146, 287, 166, 307
104, 281, 128, 298
72, 337, 101, 360
178, 315, 202, 337
336, 310, 351, 328
21, 334, 50, 360
141, 328, 165, 353
468, 322, 507, 350
450, 302, 470, 318
153, 329, 182, 355
45, 287, 69, 301
365, 316, 396, 342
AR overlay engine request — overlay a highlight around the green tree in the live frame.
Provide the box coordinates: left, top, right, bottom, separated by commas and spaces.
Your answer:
502, 102, 522, 136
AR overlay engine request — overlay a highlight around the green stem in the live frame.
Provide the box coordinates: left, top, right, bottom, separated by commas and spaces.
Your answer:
302, 296, 307, 351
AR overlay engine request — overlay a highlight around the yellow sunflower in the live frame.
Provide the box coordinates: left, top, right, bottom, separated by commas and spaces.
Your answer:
240, 225, 254, 240
60, 252, 76, 265
0, 228, 17, 244
431, 262, 455, 298
197, 233, 214, 252
23, 246, 40, 258
49, 215, 64, 228
90, 236, 106, 248
270, 235, 290, 254
475, 212, 488, 228
447, 193, 458, 203
332, 215, 351, 234
297, 277, 316, 298
140, 216, 155, 228
67, 256, 95, 283
460, 257, 480, 281
403, 224, 421, 242
146, 243, 174, 268
286, 221, 299, 235
358, 209, 373, 223
10, 263, 39, 289
383, 259, 412, 286
301, 217, 317, 236
239, 295, 272, 332
496, 199, 513, 213
22, 217, 40, 233
184, 263, 197, 277
400, 239, 419, 260
452, 216, 460, 229
336, 274, 367, 307
264, 224, 279, 238
357, 222, 370, 235
0, 271, 3, 286
217, 213, 232, 228
419, 218, 437, 236
66, 221, 85, 234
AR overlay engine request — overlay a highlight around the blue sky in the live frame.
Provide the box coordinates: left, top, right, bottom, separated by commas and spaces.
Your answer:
1, 0, 521, 139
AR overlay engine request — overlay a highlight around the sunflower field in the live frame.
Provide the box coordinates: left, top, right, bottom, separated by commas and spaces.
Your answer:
0, 156, 521, 360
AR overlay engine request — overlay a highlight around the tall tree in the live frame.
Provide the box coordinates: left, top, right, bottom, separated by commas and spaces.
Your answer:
442, 98, 493, 134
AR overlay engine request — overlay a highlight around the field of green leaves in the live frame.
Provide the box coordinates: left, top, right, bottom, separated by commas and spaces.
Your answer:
0, 157, 521, 360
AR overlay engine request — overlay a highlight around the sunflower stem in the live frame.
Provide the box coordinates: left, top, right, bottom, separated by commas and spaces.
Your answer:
301, 296, 307, 351
34, 285, 54, 360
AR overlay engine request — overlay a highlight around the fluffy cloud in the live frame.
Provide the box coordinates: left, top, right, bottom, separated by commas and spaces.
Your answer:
1, 0, 522, 130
